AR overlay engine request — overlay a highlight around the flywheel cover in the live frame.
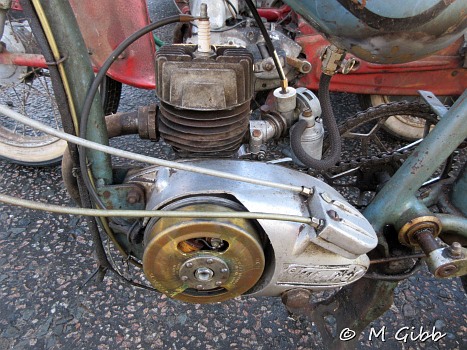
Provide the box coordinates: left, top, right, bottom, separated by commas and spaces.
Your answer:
143, 204, 265, 303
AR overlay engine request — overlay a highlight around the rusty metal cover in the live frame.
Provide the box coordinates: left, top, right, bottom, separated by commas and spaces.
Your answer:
69, 0, 156, 89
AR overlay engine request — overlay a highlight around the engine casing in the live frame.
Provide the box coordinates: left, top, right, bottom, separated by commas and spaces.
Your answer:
128, 160, 377, 303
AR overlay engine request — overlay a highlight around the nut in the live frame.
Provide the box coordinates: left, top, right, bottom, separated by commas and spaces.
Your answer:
252, 129, 262, 138
448, 242, 463, 258
126, 190, 141, 204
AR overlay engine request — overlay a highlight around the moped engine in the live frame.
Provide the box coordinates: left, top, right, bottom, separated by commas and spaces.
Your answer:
133, 3, 377, 304
128, 161, 378, 304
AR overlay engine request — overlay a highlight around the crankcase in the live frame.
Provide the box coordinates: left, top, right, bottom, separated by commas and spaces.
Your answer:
128, 160, 377, 300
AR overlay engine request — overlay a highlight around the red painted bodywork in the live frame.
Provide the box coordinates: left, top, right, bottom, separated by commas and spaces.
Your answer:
2, 2, 465, 96
257, 5, 291, 21
295, 19, 466, 96
69, 0, 156, 89
11, 0, 22, 11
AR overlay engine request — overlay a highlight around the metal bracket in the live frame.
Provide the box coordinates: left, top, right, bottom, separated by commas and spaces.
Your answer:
418, 90, 449, 118
45, 53, 68, 66
96, 184, 145, 210
321, 45, 346, 76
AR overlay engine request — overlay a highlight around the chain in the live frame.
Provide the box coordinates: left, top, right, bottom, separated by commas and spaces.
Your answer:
312, 101, 439, 177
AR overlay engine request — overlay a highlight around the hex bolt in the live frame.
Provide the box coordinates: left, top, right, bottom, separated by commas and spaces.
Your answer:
126, 190, 141, 204
262, 61, 275, 71
252, 129, 262, 138
281, 289, 312, 309
448, 242, 463, 258
195, 267, 214, 281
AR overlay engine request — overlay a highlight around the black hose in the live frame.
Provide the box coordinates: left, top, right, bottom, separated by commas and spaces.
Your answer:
290, 74, 341, 170
79, 14, 194, 209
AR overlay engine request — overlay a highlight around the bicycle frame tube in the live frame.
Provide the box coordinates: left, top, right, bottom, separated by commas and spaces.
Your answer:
364, 90, 467, 233
31, 0, 113, 184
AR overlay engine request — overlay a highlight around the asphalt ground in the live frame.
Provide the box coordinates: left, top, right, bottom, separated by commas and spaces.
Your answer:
1, 0, 466, 349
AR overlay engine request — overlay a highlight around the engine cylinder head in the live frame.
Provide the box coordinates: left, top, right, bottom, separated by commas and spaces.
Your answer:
155, 45, 254, 156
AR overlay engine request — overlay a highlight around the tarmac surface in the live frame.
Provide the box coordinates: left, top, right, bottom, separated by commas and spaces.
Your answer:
0, 0, 466, 349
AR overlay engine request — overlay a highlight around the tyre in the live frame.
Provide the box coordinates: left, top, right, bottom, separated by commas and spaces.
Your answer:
0, 11, 121, 167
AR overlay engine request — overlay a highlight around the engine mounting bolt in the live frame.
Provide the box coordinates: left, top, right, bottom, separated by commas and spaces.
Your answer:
186, 262, 193, 268
221, 268, 228, 273
181, 276, 188, 282
215, 281, 222, 286
262, 60, 275, 71
126, 190, 141, 204
206, 258, 213, 264
252, 129, 262, 138
448, 242, 463, 258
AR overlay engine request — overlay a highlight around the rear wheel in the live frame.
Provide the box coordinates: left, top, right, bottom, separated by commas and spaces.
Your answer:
0, 11, 121, 167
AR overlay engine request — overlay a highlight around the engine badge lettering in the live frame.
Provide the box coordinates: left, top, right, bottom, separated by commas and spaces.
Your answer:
278, 263, 366, 286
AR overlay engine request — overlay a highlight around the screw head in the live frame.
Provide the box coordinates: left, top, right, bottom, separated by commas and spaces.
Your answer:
181, 276, 188, 282
196, 284, 204, 290
185, 262, 193, 268
215, 281, 222, 286
221, 268, 228, 274
206, 258, 213, 264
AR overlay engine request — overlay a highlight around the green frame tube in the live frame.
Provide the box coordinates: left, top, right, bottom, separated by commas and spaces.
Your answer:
364, 90, 467, 232
37, 0, 113, 184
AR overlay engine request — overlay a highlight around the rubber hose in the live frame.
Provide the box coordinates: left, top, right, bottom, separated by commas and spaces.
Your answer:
290, 74, 341, 170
